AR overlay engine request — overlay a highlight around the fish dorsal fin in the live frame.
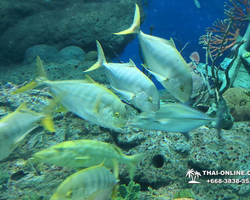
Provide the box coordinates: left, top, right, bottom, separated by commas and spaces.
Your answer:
10, 126, 38, 150
99, 158, 106, 167
166, 37, 176, 48
84, 75, 96, 83
36, 56, 47, 79
128, 59, 137, 67
17, 103, 28, 112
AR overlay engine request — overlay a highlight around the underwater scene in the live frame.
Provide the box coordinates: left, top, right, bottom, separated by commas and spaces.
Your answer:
1, 0, 250, 199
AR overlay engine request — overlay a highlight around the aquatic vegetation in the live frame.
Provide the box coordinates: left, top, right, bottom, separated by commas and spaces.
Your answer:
173, 189, 195, 200
116, 181, 141, 200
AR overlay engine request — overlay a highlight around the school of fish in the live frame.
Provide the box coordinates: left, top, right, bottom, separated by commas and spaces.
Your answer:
0, 4, 218, 199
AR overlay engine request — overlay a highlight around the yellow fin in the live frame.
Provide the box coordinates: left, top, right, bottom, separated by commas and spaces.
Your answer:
41, 114, 55, 132
12, 56, 48, 95
16, 102, 28, 111
12, 81, 38, 94
84, 40, 106, 73
93, 95, 102, 114
126, 153, 144, 180
128, 59, 137, 67
10, 126, 38, 150
84, 75, 96, 83
36, 56, 47, 79
55, 104, 68, 113
40, 99, 58, 133
114, 4, 140, 35
166, 38, 176, 48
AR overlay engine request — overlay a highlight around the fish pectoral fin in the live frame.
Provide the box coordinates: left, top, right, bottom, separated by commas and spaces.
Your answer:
143, 68, 169, 83
111, 86, 135, 101
55, 104, 68, 113
74, 156, 91, 160
10, 126, 38, 150
93, 95, 102, 114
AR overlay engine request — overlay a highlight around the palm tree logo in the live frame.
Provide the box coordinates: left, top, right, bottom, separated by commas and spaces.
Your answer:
186, 169, 201, 183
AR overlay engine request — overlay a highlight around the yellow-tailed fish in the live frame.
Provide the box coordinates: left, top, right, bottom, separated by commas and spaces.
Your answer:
131, 103, 217, 133
12, 56, 127, 130
0, 102, 55, 161
50, 162, 119, 200
31, 139, 143, 180
114, 4, 193, 103
84, 40, 160, 112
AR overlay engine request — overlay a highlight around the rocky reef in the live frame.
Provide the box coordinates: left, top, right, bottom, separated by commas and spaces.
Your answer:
1, 83, 250, 200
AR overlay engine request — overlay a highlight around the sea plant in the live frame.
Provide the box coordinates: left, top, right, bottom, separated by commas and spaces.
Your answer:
116, 181, 141, 200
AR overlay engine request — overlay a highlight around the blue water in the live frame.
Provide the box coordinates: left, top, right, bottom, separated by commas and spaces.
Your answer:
114, 0, 226, 89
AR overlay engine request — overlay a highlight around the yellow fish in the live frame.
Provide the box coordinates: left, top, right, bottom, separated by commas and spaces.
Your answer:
50, 163, 118, 200
114, 4, 193, 103
0, 102, 55, 161
12, 56, 127, 130
31, 139, 143, 180
84, 40, 160, 112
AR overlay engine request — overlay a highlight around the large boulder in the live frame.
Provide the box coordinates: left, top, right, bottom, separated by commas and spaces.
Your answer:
0, 0, 144, 65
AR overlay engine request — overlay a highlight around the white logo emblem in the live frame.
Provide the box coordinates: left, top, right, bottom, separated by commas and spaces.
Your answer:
186, 169, 201, 184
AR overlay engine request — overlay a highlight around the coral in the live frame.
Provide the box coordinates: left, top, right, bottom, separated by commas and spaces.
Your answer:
222, 87, 250, 121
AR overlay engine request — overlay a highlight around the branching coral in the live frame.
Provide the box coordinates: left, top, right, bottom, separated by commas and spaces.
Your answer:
225, 0, 250, 21
199, 0, 250, 93
199, 19, 241, 58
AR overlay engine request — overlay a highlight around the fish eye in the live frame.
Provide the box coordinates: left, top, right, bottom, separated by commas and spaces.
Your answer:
66, 191, 73, 198
165, 78, 169, 82
147, 97, 153, 103
179, 85, 184, 92
114, 112, 120, 117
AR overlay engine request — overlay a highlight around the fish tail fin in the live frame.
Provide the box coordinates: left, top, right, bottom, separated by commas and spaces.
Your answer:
114, 4, 140, 35
40, 99, 58, 133
126, 153, 144, 180
12, 56, 48, 94
83, 40, 107, 73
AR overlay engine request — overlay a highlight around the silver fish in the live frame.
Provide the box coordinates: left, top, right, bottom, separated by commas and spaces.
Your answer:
50, 164, 118, 200
12, 56, 127, 130
0, 103, 55, 161
84, 41, 160, 112
131, 103, 217, 133
114, 4, 193, 103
